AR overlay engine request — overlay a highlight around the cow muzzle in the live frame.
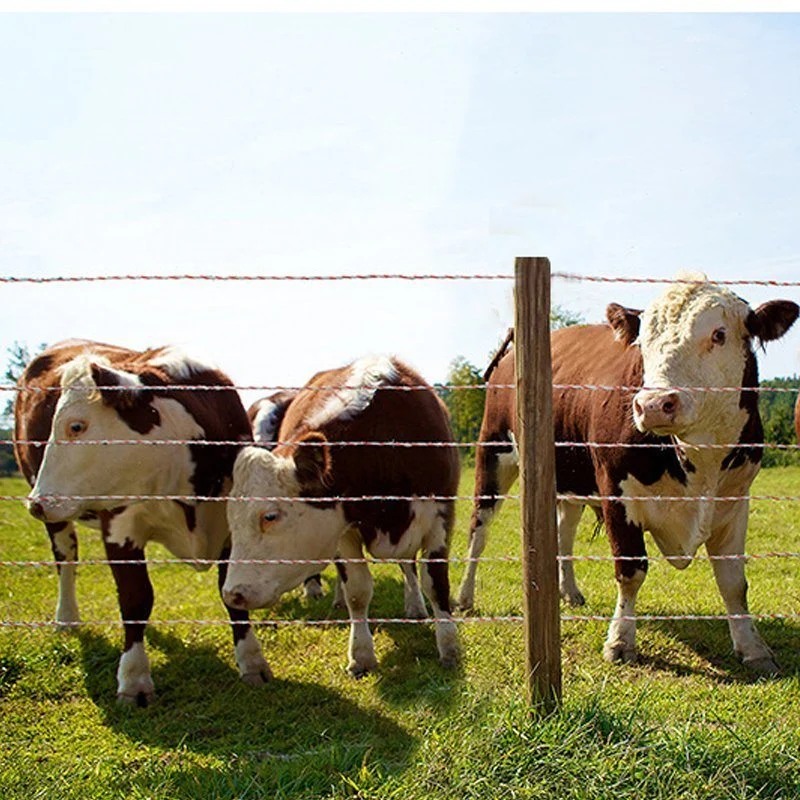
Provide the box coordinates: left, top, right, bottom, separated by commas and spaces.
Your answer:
632, 389, 690, 434
26, 494, 81, 524
222, 583, 277, 611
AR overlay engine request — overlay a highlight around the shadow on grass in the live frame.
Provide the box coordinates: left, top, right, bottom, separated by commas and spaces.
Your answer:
258, 572, 468, 712
639, 617, 800, 682
75, 627, 416, 774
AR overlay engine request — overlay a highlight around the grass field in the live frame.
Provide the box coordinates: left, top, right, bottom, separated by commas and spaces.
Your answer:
1, 467, 799, 799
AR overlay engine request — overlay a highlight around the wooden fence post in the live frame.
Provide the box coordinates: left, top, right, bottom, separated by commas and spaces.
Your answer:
514, 256, 562, 714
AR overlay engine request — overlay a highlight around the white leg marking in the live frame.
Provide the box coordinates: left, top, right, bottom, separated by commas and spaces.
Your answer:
557, 502, 586, 607
52, 524, 80, 625
457, 508, 491, 612
339, 529, 377, 677
235, 628, 273, 685
116, 642, 155, 705
421, 507, 459, 668
603, 568, 646, 664
707, 503, 778, 674
401, 562, 426, 619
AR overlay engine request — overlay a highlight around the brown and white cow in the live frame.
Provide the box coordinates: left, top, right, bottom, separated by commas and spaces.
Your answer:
223, 355, 460, 676
15, 339, 270, 704
458, 277, 798, 674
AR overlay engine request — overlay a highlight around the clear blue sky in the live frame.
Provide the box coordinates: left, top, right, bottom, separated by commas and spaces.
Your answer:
2, 14, 799, 406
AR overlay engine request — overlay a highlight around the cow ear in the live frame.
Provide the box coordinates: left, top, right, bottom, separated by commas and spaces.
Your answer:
606, 303, 642, 346
90, 363, 149, 409
746, 301, 800, 343
294, 432, 333, 490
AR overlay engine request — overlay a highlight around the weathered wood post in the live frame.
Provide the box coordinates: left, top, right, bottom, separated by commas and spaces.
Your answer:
514, 256, 562, 714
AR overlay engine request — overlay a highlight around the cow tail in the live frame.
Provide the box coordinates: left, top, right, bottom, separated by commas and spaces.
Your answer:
483, 328, 514, 382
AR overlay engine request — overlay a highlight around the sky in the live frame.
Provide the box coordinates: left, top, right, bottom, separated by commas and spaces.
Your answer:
2, 13, 800, 410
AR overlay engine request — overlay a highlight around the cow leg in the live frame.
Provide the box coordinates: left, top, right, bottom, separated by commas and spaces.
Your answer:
707, 503, 778, 675
457, 437, 518, 611
46, 521, 80, 626
421, 503, 459, 668
102, 535, 155, 706
303, 574, 324, 600
400, 561, 427, 619
602, 499, 648, 664
218, 546, 272, 685
339, 528, 378, 677
332, 574, 346, 609
557, 501, 586, 607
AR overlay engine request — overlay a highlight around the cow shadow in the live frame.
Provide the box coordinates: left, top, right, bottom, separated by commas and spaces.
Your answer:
74, 627, 416, 771
634, 618, 800, 682
252, 571, 466, 710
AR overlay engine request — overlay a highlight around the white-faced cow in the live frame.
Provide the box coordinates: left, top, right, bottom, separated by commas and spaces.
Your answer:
223, 355, 460, 676
15, 340, 270, 705
458, 278, 798, 674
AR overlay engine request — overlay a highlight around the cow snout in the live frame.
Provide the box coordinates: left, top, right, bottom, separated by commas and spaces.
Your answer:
632, 390, 684, 432
28, 500, 47, 521
223, 585, 256, 610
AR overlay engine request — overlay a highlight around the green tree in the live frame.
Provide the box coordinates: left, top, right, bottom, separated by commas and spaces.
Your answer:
759, 376, 800, 467
550, 304, 584, 330
439, 357, 485, 466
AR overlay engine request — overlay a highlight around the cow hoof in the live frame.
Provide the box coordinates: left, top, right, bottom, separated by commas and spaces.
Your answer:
404, 602, 427, 620
743, 656, 781, 677
603, 643, 637, 664
304, 582, 324, 601
241, 667, 273, 686
331, 598, 347, 611
438, 651, 459, 669
347, 660, 377, 679
117, 690, 155, 708
561, 590, 586, 607
455, 595, 474, 613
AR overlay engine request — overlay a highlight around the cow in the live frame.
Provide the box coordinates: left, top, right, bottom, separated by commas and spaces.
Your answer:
457, 277, 798, 674
15, 339, 271, 705
222, 355, 460, 677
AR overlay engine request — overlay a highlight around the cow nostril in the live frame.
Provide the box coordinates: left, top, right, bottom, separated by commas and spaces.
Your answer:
29, 501, 46, 521
224, 590, 248, 610
661, 394, 679, 416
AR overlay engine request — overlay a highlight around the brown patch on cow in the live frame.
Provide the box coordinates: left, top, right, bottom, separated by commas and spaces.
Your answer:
273, 360, 459, 547
90, 364, 161, 434
174, 501, 197, 531
795, 395, 800, 446
722, 348, 763, 471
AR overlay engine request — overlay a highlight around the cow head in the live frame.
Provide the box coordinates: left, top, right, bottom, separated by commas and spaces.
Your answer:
27, 355, 202, 523
608, 276, 798, 442
223, 434, 344, 610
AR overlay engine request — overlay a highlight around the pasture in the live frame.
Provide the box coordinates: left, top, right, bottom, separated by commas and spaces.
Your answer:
1, 466, 799, 800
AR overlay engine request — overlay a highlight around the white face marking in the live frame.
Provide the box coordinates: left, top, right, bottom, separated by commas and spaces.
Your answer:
251, 399, 282, 444
147, 346, 218, 380
306, 355, 399, 430
223, 446, 346, 608
28, 358, 204, 522
634, 278, 753, 443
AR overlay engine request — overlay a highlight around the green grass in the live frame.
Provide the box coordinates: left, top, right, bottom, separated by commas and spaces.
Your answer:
1, 468, 799, 799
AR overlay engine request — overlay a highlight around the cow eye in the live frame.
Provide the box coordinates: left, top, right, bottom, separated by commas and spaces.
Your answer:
67, 420, 88, 437
711, 328, 726, 346
259, 509, 282, 531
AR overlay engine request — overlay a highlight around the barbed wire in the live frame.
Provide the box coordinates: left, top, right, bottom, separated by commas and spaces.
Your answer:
2, 551, 799, 569
4, 438, 800, 450
3, 271, 800, 287
5, 492, 800, 503
3, 382, 798, 394
2, 611, 798, 630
